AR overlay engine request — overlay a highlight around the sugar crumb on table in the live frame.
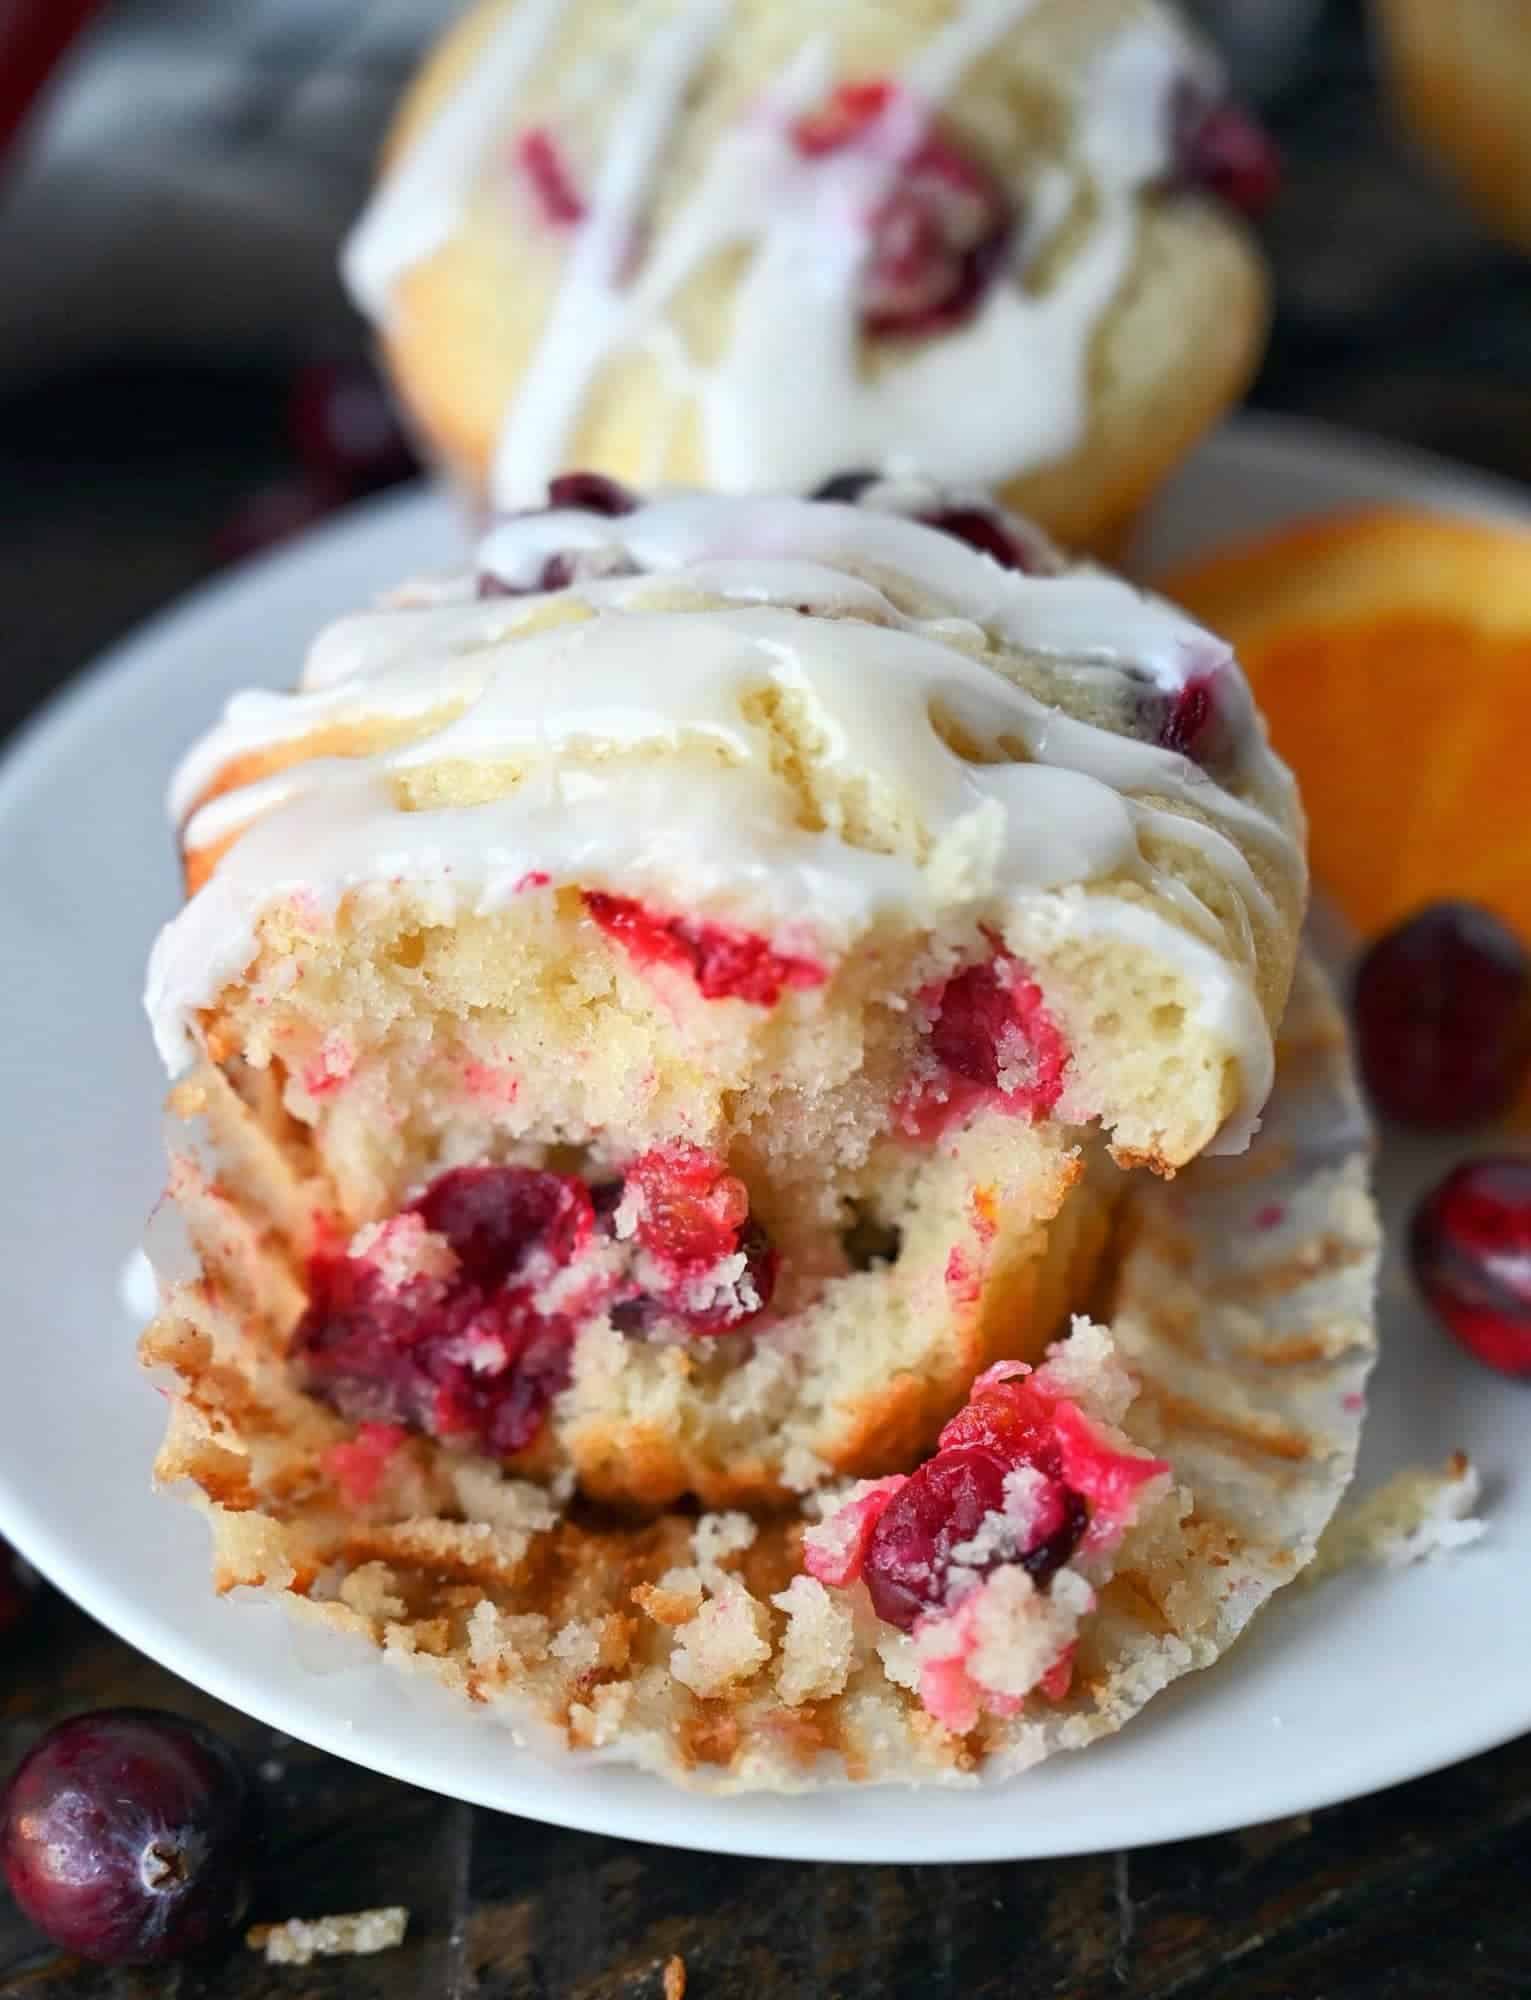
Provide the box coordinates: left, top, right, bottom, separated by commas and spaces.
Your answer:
246, 1905, 409, 1966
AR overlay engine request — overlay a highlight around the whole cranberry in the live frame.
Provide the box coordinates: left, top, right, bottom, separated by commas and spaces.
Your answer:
1411, 1157, 1531, 1375
1, 1710, 255, 1965
1354, 903, 1531, 1129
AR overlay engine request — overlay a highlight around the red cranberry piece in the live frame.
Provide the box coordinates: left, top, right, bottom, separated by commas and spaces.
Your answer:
287, 361, 416, 499
547, 472, 637, 516
1410, 1157, 1531, 1375
585, 891, 827, 1006
1, 1710, 253, 1966
863, 1446, 1011, 1630
792, 81, 1012, 337
1174, 89, 1281, 220
515, 127, 586, 228
1157, 671, 1220, 760
293, 1167, 594, 1455
938, 1377, 1063, 1477
621, 1146, 778, 1334
918, 506, 1043, 574
1354, 904, 1531, 1129
929, 953, 1068, 1115
412, 1164, 593, 1284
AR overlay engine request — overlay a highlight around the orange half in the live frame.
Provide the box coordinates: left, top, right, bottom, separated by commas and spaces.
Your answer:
1161, 507, 1531, 947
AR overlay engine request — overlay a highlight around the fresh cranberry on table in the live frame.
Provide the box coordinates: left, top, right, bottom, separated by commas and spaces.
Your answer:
1410, 1157, 1531, 1375
793, 81, 1013, 337
1353, 903, 1531, 1129
1, 1710, 254, 1965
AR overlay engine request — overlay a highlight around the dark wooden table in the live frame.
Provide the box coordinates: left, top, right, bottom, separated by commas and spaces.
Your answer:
5, 9, 1531, 1992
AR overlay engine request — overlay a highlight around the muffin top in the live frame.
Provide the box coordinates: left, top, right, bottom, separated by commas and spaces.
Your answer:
149, 478, 1304, 1152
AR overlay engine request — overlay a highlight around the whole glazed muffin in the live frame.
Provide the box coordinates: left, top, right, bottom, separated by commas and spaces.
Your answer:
345, 0, 1278, 554
1373, 0, 1531, 253
147, 478, 1304, 1511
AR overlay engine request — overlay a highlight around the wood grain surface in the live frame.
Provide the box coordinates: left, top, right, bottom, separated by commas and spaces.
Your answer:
3, 3, 1529, 1990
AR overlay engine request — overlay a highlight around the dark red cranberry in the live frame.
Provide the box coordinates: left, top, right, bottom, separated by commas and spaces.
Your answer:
938, 1379, 1062, 1477
287, 361, 415, 499
547, 472, 637, 516
515, 127, 586, 228
929, 953, 1069, 1115
413, 1164, 592, 1285
620, 1147, 778, 1334
812, 469, 880, 503
1174, 89, 1281, 219
1354, 904, 1531, 1129
792, 81, 1012, 337
1, 1710, 254, 1965
863, 1447, 1011, 1630
584, 891, 827, 1006
0, 1542, 29, 1636
478, 548, 638, 597
918, 506, 1043, 573
1157, 671, 1220, 761
293, 1166, 594, 1456
1018, 1489, 1089, 1588
1410, 1157, 1531, 1375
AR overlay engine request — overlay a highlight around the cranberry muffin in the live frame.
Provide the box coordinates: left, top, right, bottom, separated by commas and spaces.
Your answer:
344, 0, 1277, 554
146, 479, 1304, 1508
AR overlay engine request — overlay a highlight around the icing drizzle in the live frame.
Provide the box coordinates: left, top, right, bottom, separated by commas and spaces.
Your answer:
148, 488, 1302, 1155
340, 0, 1219, 502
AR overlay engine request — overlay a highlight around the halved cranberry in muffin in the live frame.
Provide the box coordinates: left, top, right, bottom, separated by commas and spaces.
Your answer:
901, 949, 1070, 1135
792, 80, 1013, 336
294, 1150, 780, 1455
584, 891, 827, 1006
807, 1361, 1165, 1632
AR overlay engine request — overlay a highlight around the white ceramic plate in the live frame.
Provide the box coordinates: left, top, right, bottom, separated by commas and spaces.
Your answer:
0, 415, 1525, 1863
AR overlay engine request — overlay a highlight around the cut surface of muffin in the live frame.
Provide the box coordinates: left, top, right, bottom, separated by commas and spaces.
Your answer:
147, 480, 1304, 1506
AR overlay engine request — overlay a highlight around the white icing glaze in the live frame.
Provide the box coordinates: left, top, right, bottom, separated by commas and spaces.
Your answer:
148, 490, 1302, 1156
340, 0, 1217, 501
341, 0, 571, 319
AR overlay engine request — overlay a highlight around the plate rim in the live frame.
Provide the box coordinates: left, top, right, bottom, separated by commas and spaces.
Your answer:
0, 411, 1525, 1863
